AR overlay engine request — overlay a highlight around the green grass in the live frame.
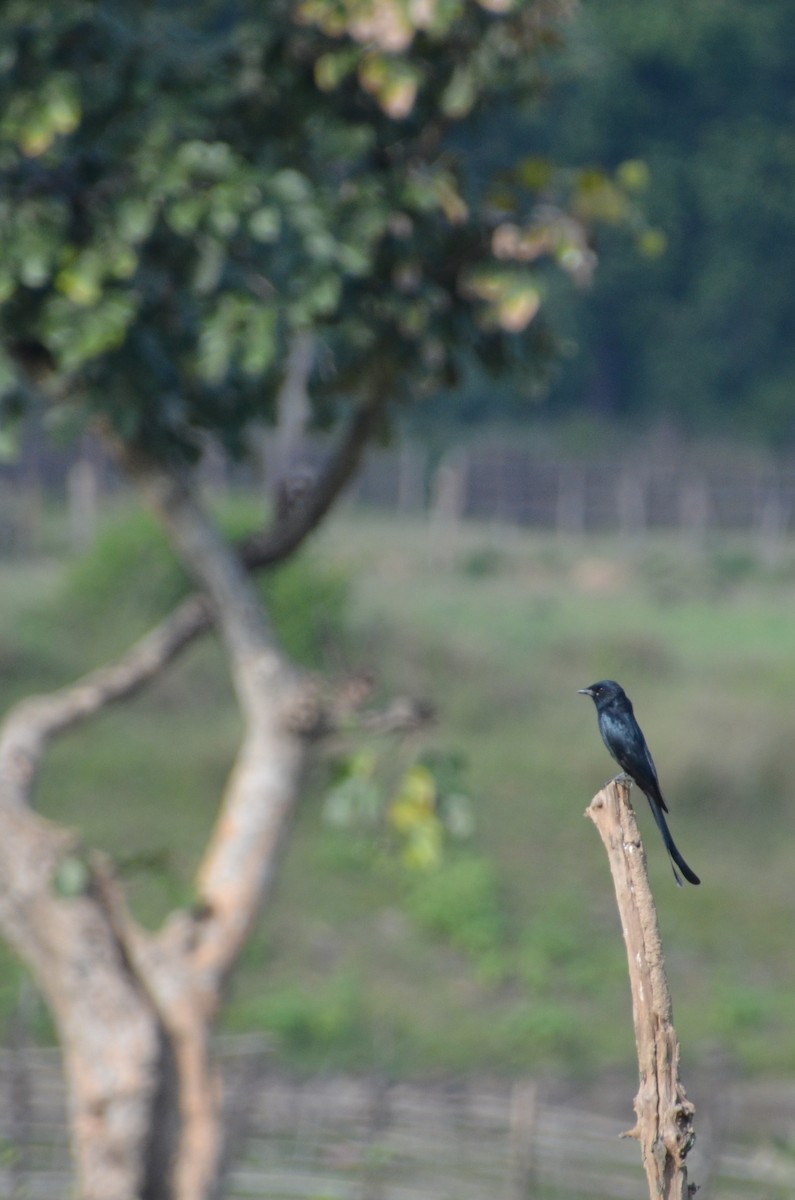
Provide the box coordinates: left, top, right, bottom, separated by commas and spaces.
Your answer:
3, 511, 795, 1082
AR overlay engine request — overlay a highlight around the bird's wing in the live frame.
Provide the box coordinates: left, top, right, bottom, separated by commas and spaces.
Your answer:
601, 710, 670, 814
638, 739, 669, 813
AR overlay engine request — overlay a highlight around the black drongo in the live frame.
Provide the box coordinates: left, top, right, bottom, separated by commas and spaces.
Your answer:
578, 679, 700, 887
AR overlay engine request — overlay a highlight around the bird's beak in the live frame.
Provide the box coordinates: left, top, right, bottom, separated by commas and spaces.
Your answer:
577, 687, 593, 696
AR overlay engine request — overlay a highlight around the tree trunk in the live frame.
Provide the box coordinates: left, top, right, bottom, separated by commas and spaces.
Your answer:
0, 382, 392, 1198
0, 462, 320, 1199
0, 805, 164, 1199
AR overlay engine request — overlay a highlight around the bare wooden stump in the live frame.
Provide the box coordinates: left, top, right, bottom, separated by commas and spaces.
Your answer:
586, 779, 697, 1200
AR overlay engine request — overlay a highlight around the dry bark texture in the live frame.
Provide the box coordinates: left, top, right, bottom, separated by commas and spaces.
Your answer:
0, 383, 405, 1199
586, 779, 697, 1200
0, 465, 318, 1200
0, 375, 399, 1200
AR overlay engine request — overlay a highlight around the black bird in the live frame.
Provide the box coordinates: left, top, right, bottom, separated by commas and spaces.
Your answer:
578, 680, 700, 887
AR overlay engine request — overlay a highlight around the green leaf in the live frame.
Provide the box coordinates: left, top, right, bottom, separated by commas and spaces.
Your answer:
616, 158, 650, 192
241, 305, 277, 375
324, 775, 382, 828
53, 855, 90, 898
441, 66, 477, 117
248, 207, 281, 242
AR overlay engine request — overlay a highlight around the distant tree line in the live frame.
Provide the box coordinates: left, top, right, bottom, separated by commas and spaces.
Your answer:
426, 0, 795, 447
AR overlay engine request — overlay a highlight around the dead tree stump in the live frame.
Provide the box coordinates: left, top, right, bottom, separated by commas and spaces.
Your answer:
586, 779, 697, 1200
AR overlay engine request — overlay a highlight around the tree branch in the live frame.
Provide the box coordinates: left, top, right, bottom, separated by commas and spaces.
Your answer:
0, 596, 211, 793
238, 389, 387, 571
585, 779, 696, 1200
0, 389, 391, 1197
133, 463, 315, 1000
0, 391, 387, 793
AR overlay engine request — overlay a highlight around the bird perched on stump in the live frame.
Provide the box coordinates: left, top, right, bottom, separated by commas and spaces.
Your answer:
578, 679, 700, 887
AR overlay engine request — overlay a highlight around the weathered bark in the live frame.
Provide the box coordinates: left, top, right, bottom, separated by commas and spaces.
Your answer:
586, 779, 697, 1200
0, 391, 394, 1198
0, 803, 163, 1200
108, 462, 318, 1199
239, 385, 387, 571
0, 467, 318, 1199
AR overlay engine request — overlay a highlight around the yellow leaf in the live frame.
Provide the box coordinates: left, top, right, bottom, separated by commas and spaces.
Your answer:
401, 819, 444, 870
21, 124, 54, 158
617, 159, 650, 193
637, 228, 667, 258
496, 288, 540, 331
55, 268, 101, 306
389, 764, 437, 834
393, 764, 436, 812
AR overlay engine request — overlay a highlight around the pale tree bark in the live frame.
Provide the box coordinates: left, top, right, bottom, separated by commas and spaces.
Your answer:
133, 462, 320, 1199
586, 779, 697, 1200
0, 395, 391, 1200
0, 798, 163, 1199
0, 466, 317, 1200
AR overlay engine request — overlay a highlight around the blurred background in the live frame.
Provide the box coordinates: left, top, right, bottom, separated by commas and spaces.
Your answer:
3, 1, 795, 1198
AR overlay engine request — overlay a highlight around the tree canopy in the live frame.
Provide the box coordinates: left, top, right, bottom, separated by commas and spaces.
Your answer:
0, 0, 634, 463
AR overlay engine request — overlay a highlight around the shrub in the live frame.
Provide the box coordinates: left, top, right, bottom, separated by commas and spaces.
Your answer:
59, 500, 349, 667
405, 854, 505, 959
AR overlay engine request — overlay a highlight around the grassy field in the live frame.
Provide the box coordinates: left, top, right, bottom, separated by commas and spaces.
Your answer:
2, 508, 795, 1084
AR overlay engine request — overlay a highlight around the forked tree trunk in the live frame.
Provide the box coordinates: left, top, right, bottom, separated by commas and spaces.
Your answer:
0, 463, 321, 1200
0, 382, 392, 1197
0, 808, 164, 1198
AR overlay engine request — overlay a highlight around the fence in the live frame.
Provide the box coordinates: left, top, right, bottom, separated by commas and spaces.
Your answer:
351, 442, 795, 542
1, 1037, 795, 1199
3, 436, 795, 557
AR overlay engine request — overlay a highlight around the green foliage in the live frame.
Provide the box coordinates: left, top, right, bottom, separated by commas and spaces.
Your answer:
388, 764, 446, 869
52, 853, 91, 899
322, 745, 499, 970
518, 901, 625, 997
713, 985, 771, 1037
58, 502, 348, 666
708, 547, 759, 587
261, 552, 349, 669
458, 545, 508, 578
310, 515, 795, 1075
405, 854, 505, 960
399, 0, 795, 444
324, 750, 383, 830
11, 518, 795, 1075
0, 0, 622, 462
324, 747, 476, 870
489, 1000, 590, 1065
253, 973, 368, 1066
543, 0, 795, 442
61, 507, 192, 627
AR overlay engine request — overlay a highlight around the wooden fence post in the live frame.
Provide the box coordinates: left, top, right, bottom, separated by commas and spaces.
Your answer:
429, 448, 468, 562
556, 464, 586, 536
67, 458, 99, 551
679, 477, 710, 546
756, 488, 788, 567
585, 779, 696, 1200
617, 469, 648, 539
6, 982, 35, 1199
506, 1079, 537, 1200
397, 442, 427, 513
